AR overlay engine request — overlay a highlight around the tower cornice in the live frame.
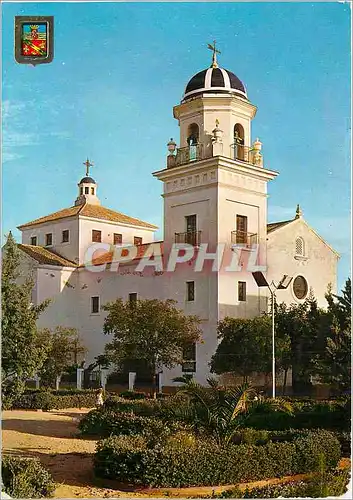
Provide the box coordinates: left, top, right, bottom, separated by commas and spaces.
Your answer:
153, 155, 278, 184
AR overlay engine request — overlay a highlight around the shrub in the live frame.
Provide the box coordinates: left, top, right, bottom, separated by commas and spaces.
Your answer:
243, 401, 350, 431
2, 456, 56, 498
79, 409, 182, 443
94, 429, 340, 488
118, 390, 147, 400
294, 430, 341, 473
5, 389, 97, 410
103, 396, 159, 416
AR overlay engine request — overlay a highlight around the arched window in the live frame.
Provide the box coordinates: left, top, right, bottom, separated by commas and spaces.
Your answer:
233, 123, 245, 160
295, 237, 305, 256
187, 123, 199, 161
187, 123, 199, 145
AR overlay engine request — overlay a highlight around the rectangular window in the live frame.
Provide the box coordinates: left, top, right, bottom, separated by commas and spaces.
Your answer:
114, 233, 122, 245
182, 343, 196, 372
91, 296, 100, 314
30, 236, 37, 246
91, 187, 95, 195
236, 215, 248, 244
186, 214, 197, 233
62, 230, 69, 243
238, 281, 247, 302
186, 281, 195, 301
129, 292, 137, 303
185, 214, 197, 245
134, 236, 142, 246
80, 187, 83, 195
45, 233, 53, 246
92, 230, 102, 243
85, 187, 89, 194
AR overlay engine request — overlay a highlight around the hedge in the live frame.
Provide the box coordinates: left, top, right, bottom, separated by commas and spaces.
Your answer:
2, 456, 55, 498
241, 403, 350, 431
214, 468, 350, 498
94, 429, 341, 488
3, 390, 97, 410
78, 409, 185, 445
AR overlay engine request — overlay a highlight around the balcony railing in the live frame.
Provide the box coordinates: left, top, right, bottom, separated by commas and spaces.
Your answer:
231, 230, 258, 247
176, 144, 203, 165
175, 231, 202, 246
167, 142, 263, 168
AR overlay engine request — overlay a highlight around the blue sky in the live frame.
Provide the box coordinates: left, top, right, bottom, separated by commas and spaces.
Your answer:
2, 2, 351, 290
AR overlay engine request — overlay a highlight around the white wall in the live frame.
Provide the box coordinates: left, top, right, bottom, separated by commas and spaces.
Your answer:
78, 217, 156, 264
22, 218, 80, 264
267, 219, 339, 308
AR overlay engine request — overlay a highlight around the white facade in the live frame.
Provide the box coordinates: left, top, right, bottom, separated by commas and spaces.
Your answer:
16, 57, 339, 387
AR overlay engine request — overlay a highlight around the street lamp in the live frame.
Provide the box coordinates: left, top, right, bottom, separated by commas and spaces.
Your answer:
252, 272, 293, 398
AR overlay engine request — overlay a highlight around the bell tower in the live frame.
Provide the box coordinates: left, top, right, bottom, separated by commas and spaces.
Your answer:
153, 45, 279, 384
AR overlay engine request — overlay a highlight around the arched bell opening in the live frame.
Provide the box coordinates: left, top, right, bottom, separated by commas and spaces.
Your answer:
187, 123, 200, 161
233, 123, 245, 161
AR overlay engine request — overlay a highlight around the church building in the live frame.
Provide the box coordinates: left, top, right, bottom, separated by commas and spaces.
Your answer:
16, 47, 339, 387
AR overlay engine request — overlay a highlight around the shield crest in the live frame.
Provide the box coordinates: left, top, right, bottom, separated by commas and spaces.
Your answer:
21, 23, 47, 57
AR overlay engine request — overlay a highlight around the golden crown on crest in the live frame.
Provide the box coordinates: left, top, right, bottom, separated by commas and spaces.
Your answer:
30, 25, 39, 31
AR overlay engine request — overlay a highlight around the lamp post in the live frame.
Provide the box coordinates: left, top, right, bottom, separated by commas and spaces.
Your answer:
252, 272, 293, 398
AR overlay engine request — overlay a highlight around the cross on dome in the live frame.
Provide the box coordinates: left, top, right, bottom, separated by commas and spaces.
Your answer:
207, 40, 221, 68
83, 158, 94, 177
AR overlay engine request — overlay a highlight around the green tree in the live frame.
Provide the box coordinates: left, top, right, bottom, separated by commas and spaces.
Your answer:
210, 316, 291, 389
1, 232, 50, 399
38, 326, 87, 387
275, 292, 327, 395
314, 279, 351, 393
103, 298, 202, 396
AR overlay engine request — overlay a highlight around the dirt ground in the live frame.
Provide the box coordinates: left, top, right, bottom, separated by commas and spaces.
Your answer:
2, 409, 351, 498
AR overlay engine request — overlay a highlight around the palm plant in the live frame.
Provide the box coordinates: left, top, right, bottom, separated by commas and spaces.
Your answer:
171, 377, 293, 446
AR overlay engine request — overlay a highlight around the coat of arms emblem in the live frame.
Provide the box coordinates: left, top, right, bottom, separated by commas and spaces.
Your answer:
15, 16, 54, 65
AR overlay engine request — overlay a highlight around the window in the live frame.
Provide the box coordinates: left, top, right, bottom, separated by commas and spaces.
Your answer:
238, 281, 246, 302
295, 237, 305, 256
185, 214, 198, 245
92, 230, 102, 243
91, 187, 95, 195
45, 233, 53, 246
233, 123, 245, 160
236, 215, 248, 244
186, 281, 195, 301
129, 292, 137, 303
134, 236, 142, 246
186, 214, 197, 233
62, 230, 69, 243
85, 187, 89, 194
80, 187, 83, 195
182, 343, 196, 372
114, 233, 122, 245
30, 236, 37, 246
91, 296, 100, 314
293, 276, 308, 300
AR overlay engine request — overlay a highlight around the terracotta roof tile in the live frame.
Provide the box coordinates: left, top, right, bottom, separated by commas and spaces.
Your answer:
83, 241, 164, 267
18, 244, 78, 267
79, 204, 157, 229
17, 202, 157, 230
